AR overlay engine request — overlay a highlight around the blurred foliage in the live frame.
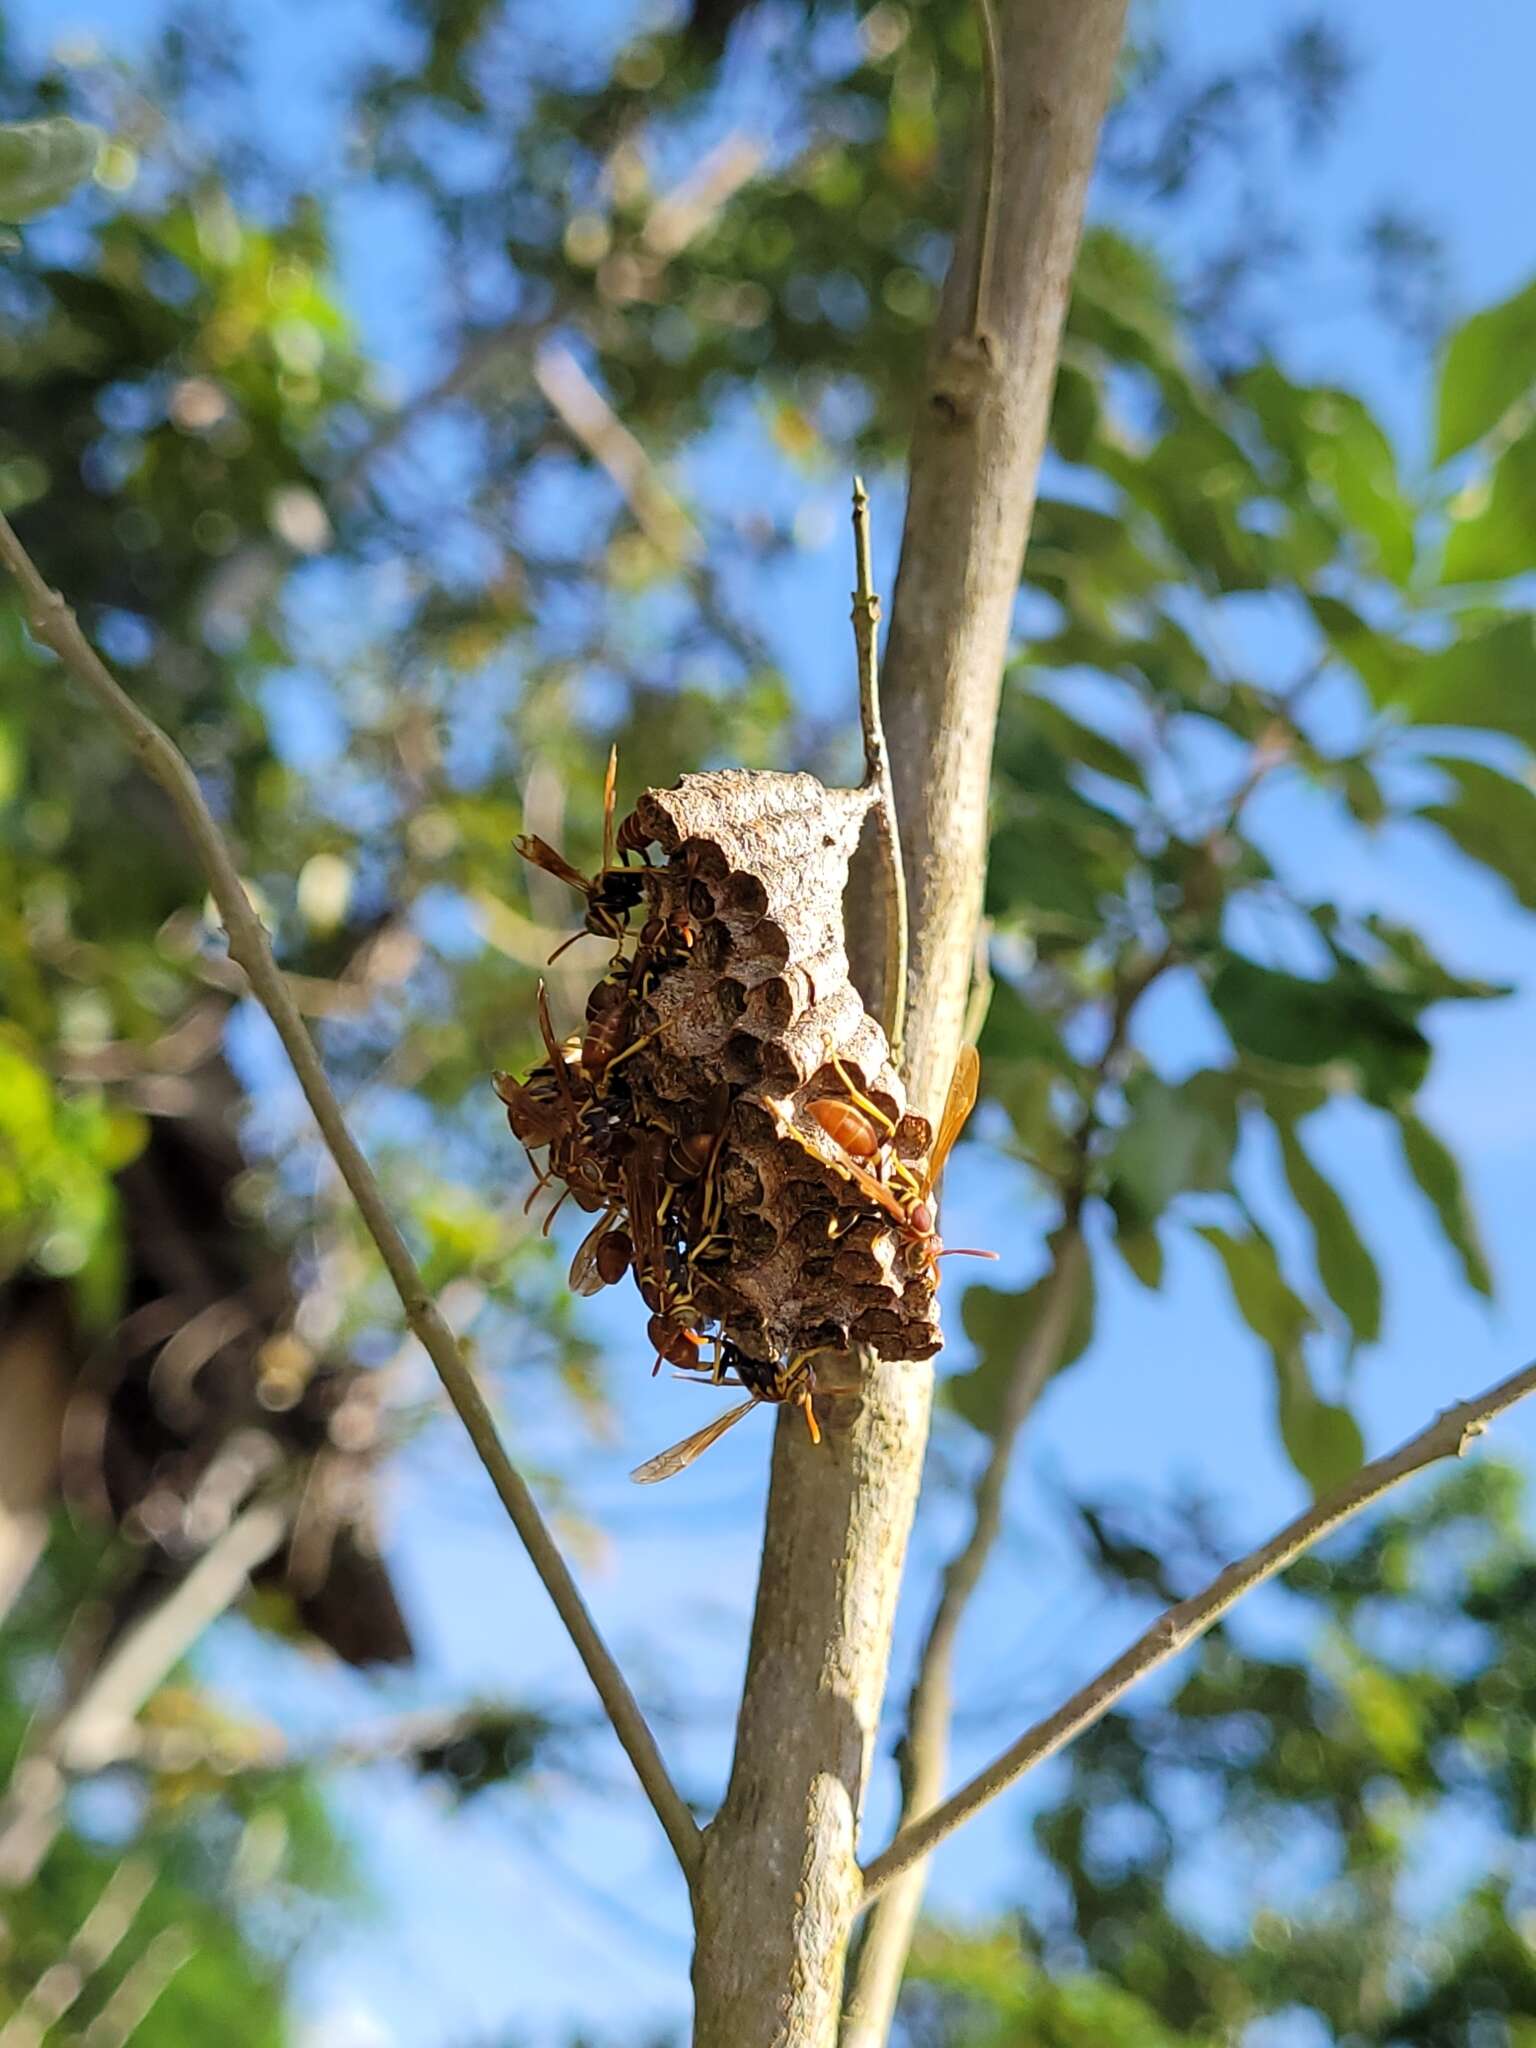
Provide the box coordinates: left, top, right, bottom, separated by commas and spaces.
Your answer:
0, 1523, 345, 2041
898, 1462, 1536, 2047
0, 0, 1532, 2036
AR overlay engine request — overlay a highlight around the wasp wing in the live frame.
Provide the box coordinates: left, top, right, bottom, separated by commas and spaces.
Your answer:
569, 1206, 621, 1296
928, 1044, 981, 1188
514, 833, 593, 896
601, 745, 618, 872
621, 1131, 673, 1307
630, 1397, 760, 1483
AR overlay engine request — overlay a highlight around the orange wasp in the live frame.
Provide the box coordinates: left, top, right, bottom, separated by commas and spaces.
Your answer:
629, 1345, 820, 1484
514, 748, 647, 960
799, 1046, 997, 1281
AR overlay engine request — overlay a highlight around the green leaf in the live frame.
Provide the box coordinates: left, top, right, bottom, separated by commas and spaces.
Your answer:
1242, 366, 1414, 585
1308, 594, 1421, 709
1196, 1223, 1316, 1359
1274, 1349, 1366, 1495
1417, 756, 1536, 911
1108, 415, 1269, 593
1402, 616, 1536, 749
1025, 498, 1171, 626
1273, 1120, 1382, 1345
986, 792, 1132, 935
1198, 1224, 1360, 1492
1107, 1189, 1164, 1290
1105, 1069, 1237, 1224
1001, 686, 1148, 792
0, 118, 103, 223
1435, 274, 1536, 463
1210, 954, 1431, 1107
1441, 417, 1536, 584
1355, 913, 1511, 1005
949, 1240, 1095, 1438
977, 976, 1072, 1070
1051, 354, 1102, 463
1397, 1110, 1493, 1296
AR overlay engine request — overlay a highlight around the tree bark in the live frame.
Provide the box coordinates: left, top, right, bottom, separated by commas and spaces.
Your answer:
692, 5, 1128, 2041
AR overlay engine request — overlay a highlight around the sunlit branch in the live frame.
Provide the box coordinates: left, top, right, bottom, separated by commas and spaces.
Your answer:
0, 511, 703, 1890
859, 1354, 1536, 1903
535, 341, 699, 562
0, 1860, 153, 2048
842, 1231, 1086, 2046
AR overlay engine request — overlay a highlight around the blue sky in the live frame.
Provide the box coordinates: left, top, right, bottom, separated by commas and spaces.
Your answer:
16, 2, 1536, 2042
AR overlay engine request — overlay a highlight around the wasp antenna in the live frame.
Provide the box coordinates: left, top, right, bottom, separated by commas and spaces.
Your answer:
936, 1246, 1000, 1260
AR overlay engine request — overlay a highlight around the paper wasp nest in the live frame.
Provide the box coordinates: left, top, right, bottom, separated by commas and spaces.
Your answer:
499, 767, 947, 1431
616, 770, 942, 1366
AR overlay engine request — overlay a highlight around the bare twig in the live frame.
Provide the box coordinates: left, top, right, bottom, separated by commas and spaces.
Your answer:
967, 0, 1004, 343
78, 1927, 195, 2048
0, 511, 702, 1889
642, 134, 765, 257
847, 931, 1177, 2039
859, 1355, 1536, 1902
842, 1231, 1086, 2046
0, 1860, 154, 2048
851, 477, 907, 1059
535, 342, 698, 563
0, 1499, 292, 1889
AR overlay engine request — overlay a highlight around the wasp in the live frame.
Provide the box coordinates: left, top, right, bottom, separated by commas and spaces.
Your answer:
514, 748, 647, 960
622, 1128, 708, 1372
791, 1047, 998, 1283
615, 806, 654, 862
492, 1063, 567, 1154
497, 983, 627, 1230
568, 1207, 635, 1296
629, 1345, 822, 1484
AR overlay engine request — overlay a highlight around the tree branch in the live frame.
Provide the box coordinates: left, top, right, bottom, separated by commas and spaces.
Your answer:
859, 1355, 1536, 1903
0, 1860, 154, 2048
691, 8, 1130, 2041
77, 1926, 194, 2048
842, 1230, 1086, 2046
0, 511, 702, 1890
0, 1498, 292, 1890
851, 477, 907, 1059
846, 893, 1178, 2042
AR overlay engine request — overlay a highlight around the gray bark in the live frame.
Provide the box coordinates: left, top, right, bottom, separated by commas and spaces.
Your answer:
692, 5, 1129, 2041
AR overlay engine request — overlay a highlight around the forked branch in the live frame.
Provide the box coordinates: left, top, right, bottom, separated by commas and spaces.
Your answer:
859, 1354, 1536, 1903
0, 512, 702, 1889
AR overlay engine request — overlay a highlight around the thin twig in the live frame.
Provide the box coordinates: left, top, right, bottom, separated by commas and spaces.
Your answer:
843, 1230, 1086, 2045
968, 0, 1004, 343
0, 1860, 154, 2048
847, 933, 1180, 2030
852, 477, 907, 1060
535, 342, 699, 563
0, 1500, 291, 1889
77, 1927, 194, 2048
0, 512, 702, 1890
859, 1354, 1536, 1902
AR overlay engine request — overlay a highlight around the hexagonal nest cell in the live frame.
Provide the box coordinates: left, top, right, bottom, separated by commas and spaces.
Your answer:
496, 768, 950, 1429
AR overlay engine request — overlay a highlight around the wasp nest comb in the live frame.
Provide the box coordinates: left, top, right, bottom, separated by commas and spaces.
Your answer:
499, 761, 981, 1469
